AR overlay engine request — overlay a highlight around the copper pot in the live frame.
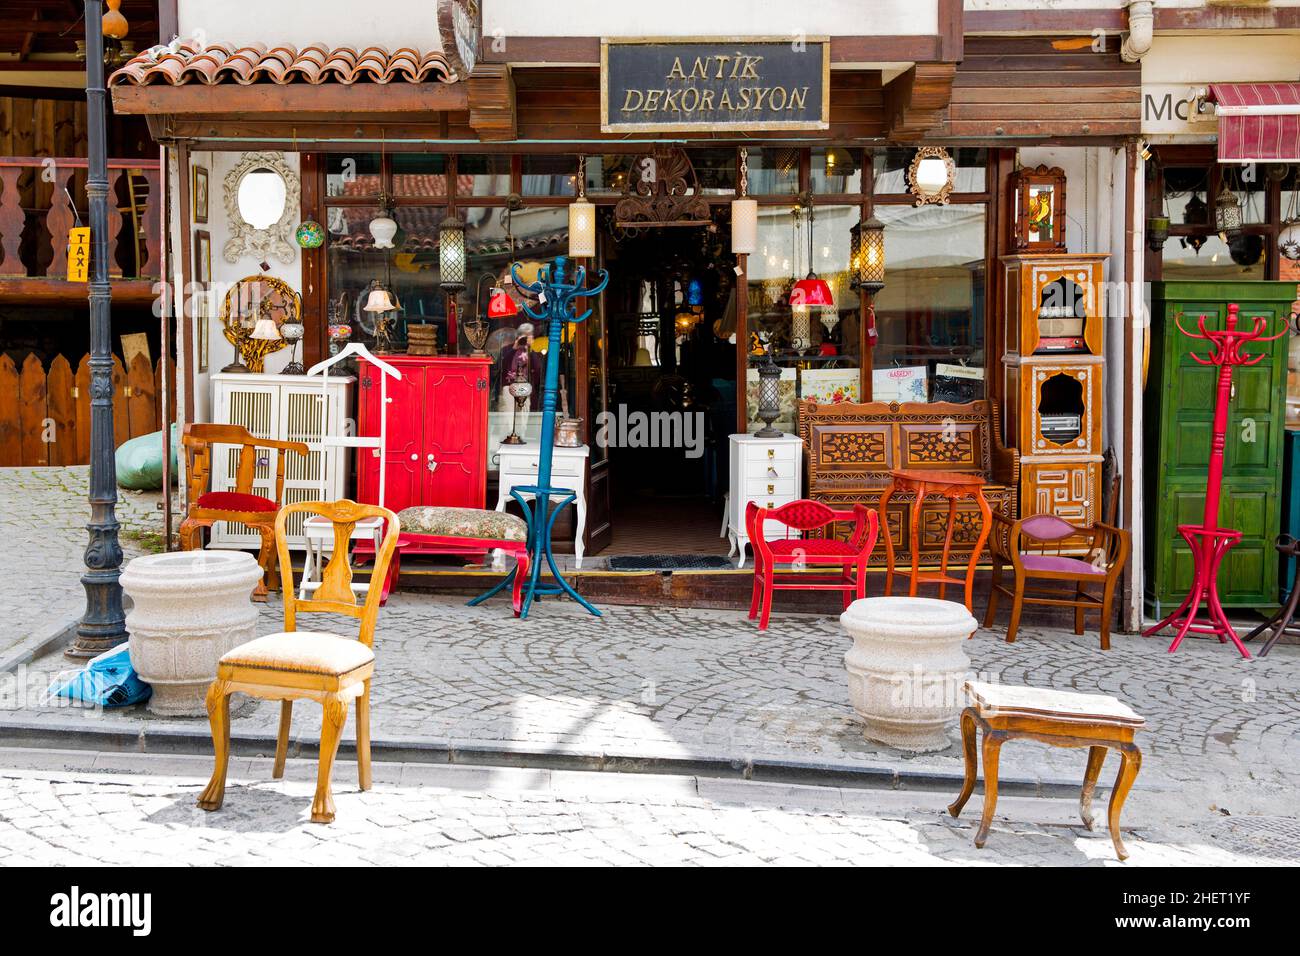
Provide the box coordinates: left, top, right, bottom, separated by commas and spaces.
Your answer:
555, 417, 583, 448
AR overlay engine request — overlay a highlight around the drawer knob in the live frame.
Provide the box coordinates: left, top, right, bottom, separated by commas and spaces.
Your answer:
767, 448, 775, 458
767, 501, 774, 509
767, 484, 774, 493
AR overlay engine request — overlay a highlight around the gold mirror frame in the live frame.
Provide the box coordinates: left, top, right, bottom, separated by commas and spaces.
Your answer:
906, 146, 957, 207
221, 275, 300, 372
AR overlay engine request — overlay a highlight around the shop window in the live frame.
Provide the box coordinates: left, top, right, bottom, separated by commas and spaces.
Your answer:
1163, 232, 1267, 280
584, 154, 635, 196
324, 152, 381, 198
456, 154, 511, 197
872, 203, 986, 402
873, 147, 987, 196
686, 148, 737, 195
391, 154, 448, 198
521, 155, 576, 197
746, 148, 800, 196
811, 147, 862, 195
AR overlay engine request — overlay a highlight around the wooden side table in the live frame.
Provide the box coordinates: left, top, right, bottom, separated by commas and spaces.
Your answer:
948, 681, 1146, 861
879, 468, 992, 611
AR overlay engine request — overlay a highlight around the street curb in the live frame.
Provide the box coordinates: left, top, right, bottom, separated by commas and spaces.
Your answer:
0, 717, 1083, 798
0, 615, 79, 677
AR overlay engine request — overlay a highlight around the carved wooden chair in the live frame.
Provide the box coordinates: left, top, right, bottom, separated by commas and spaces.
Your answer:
747, 499, 878, 631
179, 423, 309, 601
983, 513, 1129, 650
198, 499, 400, 824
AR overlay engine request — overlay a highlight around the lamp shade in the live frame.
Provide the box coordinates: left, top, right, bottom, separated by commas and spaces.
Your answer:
250, 318, 281, 341
790, 274, 835, 309
369, 211, 398, 249
731, 197, 758, 254
1214, 187, 1243, 237
858, 216, 885, 293
439, 215, 467, 290
363, 288, 397, 313
569, 198, 596, 258
487, 287, 519, 318
1279, 220, 1300, 260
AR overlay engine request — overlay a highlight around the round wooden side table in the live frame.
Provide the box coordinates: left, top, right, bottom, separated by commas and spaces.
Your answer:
879, 468, 992, 611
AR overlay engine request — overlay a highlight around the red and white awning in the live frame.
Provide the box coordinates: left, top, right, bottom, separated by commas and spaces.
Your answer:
1208, 82, 1300, 163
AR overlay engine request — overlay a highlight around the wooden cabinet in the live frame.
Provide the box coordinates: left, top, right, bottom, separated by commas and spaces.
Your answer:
1145, 281, 1294, 612
1002, 253, 1108, 529
208, 372, 353, 549
356, 355, 491, 513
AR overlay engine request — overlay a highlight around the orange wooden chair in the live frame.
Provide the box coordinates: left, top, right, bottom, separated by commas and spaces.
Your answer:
179, 423, 308, 601
747, 499, 879, 630
198, 499, 400, 824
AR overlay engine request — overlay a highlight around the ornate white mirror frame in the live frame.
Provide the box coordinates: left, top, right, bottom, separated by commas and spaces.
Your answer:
222, 151, 300, 265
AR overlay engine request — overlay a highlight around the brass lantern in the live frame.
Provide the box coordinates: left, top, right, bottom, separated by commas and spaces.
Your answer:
438, 214, 467, 294
851, 216, 885, 295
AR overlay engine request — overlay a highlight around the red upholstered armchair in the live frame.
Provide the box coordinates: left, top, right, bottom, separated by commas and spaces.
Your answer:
984, 513, 1129, 650
180, 423, 308, 601
746, 499, 879, 631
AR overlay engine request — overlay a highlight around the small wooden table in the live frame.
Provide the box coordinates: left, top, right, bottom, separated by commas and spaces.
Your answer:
880, 469, 992, 611
948, 681, 1146, 861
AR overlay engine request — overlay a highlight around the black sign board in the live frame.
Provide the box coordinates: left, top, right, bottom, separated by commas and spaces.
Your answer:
601, 38, 829, 133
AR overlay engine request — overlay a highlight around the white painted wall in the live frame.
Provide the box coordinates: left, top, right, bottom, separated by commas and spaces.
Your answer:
967, 1, 1300, 10
176, 0, 442, 49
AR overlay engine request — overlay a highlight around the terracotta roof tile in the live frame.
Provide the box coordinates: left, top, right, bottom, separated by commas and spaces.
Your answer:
109, 40, 457, 87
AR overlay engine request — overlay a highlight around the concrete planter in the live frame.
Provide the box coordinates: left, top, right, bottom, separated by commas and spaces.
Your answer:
121, 551, 261, 717
841, 596, 976, 752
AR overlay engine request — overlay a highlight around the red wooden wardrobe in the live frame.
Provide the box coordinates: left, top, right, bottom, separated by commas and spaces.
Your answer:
355, 355, 491, 511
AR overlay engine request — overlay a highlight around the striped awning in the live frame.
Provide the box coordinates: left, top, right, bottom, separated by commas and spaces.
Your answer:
1208, 83, 1300, 163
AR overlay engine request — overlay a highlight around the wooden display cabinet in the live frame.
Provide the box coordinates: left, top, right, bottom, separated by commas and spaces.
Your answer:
1002, 253, 1108, 528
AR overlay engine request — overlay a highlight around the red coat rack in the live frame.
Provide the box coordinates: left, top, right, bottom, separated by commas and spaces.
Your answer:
1143, 303, 1285, 658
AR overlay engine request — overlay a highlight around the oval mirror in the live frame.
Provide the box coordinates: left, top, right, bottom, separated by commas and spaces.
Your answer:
237, 167, 287, 230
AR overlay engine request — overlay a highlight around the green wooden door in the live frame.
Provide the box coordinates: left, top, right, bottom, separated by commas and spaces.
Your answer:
1146, 282, 1292, 612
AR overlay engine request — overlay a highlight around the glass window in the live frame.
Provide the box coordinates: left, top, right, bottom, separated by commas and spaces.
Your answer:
872, 203, 987, 402
1162, 233, 1267, 281
325, 153, 380, 198
584, 154, 635, 196
456, 154, 511, 197
746, 147, 800, 196
687, 148, 737, 195
873, 147, 987, 196
811, 147, 862, 195
521, 154, 577, 196
392, 154, 448, 198
1162, 166, 1211, 226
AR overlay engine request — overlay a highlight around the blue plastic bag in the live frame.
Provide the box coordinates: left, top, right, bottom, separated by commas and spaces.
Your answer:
51, 643, 152, 708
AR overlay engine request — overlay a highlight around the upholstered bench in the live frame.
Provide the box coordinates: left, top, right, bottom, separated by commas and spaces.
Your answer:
947, 680, 1145, 860
353, 506, 531, 615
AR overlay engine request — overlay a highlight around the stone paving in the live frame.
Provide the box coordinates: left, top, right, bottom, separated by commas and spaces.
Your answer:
4, 592, 1298, 821
0, 749, 1286, 866
0, 467, 164, 663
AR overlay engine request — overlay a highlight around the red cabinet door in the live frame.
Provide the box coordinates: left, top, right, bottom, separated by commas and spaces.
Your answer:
356, 361, 425, 512
422, 359, 489, 508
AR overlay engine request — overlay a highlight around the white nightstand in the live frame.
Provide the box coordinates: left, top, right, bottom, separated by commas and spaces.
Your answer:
495, 442, 589, 567
725, 433, 804, 568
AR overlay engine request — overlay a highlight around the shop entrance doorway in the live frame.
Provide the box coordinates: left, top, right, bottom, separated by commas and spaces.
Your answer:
595, 218, 739, 560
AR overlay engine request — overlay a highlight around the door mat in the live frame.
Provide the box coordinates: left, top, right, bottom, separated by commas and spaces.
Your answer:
607, 555, 736, 571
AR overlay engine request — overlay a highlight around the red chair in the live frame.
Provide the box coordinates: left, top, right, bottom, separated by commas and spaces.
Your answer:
747, 499, 879, 631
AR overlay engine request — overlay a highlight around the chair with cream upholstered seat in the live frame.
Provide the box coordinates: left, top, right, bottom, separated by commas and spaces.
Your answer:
197, 499, 399, 824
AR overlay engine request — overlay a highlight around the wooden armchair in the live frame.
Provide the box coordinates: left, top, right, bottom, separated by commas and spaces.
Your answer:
198, 499, 400, 824
179, 423, 309, 601
983, 513, 1129, 650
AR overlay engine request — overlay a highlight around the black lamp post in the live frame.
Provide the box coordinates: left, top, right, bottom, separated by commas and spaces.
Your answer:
69, 0, 126, 660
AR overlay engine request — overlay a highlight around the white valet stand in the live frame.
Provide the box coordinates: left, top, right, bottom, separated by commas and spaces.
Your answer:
298, 343, 403, 600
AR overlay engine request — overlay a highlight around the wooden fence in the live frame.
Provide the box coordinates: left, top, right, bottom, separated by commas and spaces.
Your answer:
0, 352, 174, 467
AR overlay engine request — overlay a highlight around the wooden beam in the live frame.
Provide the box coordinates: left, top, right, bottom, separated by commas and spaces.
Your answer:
883, 63, 956, 141
466, 64, 516, 142
0, 277, 156, 305
110, 81, 468, 116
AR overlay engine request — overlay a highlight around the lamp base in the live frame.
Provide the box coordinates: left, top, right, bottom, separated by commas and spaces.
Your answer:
754, 424, 784, 438
282, 361, 305, 375
502, 434, 526, 445
221, 360, 252, 373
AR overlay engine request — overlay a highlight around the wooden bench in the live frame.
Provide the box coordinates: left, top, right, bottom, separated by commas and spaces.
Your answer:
948, 680, 1146, 861
798, 399, 1019, 568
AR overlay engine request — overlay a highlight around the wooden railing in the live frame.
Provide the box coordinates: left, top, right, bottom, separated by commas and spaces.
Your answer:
0, 352, 174, 467
0, 156, 161, 281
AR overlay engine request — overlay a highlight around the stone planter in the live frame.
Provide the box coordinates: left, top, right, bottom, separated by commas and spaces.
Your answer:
121, 551, 261, 717
841, 596, 976, 752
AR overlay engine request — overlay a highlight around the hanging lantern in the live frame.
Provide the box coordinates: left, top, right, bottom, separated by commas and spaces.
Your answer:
438, 214, 466, 293
731, 148, 758, 255
1214, 183, 1243, 238
1280, 220, 1300, 261
369, 200, 398, 249
568, 156, 596, 258
790, 195, 835, 313
855, 216, 885, 296
1146, 215, 1170, 252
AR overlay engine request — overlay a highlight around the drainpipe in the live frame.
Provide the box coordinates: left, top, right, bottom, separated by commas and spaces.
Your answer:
1121, 1, 1155, 63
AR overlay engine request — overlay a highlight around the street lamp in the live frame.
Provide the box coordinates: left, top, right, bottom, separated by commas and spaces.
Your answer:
70, 0, 126, 659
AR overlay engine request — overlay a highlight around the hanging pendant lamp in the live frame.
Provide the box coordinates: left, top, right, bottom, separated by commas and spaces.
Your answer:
569, 156, 596, 258
790, 195, 834, 309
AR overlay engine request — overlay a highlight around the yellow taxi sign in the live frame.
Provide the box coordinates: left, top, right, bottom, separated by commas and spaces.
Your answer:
67, 227, 90, 282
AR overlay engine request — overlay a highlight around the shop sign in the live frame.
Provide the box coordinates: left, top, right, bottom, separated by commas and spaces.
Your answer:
1142, 83, 1216, 137
67, 227, 90, 283
601, 38, 829, 133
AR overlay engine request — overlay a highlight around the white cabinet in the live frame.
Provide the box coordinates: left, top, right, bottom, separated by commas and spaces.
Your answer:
208, 372, 354, 549
495, 442, 589, 567
725, 433, 804, 568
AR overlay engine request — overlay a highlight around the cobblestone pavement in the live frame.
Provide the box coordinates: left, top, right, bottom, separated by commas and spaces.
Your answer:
0, 749, 1287, 866
5, 592, 1298, 820
0, 467, 163, 662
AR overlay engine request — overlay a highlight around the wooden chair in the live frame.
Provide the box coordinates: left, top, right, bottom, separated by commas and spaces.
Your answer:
747, 499, 878, 631
984, 513, 1129, 649
179, 423, 309, 601
198, 499, 399, 824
